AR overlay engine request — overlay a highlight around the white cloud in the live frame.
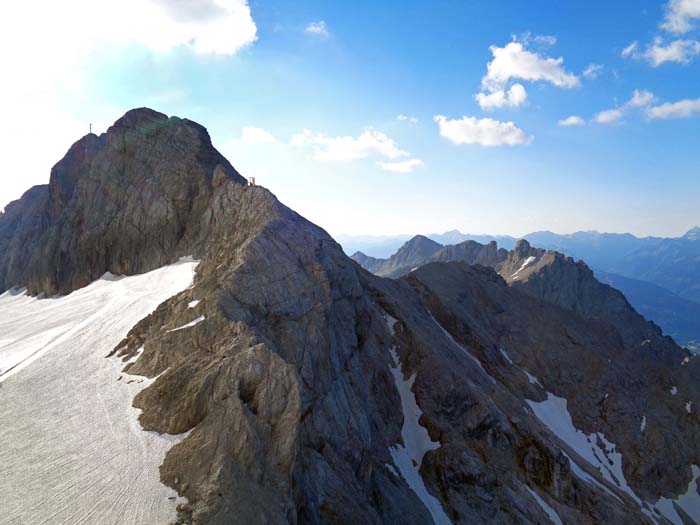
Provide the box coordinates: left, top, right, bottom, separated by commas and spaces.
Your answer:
643, 38, 700, 65
480, 41, 579, 92
397, 114, 419, 124
474, 40, 577, 111
533, 35, 557, 46
291, 129, 409, 161
475, 83, 527, 110
594, 89, 655, 124
661, 0, 700, 34
56, 0, 257, 55
241, 127, 276, 144
434, 115, 533, 147
305, 20, 329, 37
582, 63, 604, 79
558, 116, 585, 126
621, 41, 639, 58
594, 108, 624, 124
624, 2, 700, 66
0, 0, 257, 209
647, 97, 700, 119
627, 89, 655, 108
377, 159, 425, 173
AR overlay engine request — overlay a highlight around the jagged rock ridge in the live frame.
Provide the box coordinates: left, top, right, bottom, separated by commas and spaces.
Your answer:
1, 109, 699, 525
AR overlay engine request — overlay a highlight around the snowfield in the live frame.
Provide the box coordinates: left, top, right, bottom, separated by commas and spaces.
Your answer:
0, 260, 198, 524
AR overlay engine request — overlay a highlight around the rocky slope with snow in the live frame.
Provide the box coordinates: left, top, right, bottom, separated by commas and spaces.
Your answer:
1, 109, 698, 525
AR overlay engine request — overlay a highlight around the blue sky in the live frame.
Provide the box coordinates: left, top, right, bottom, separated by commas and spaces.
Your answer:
2, 0, 699, 237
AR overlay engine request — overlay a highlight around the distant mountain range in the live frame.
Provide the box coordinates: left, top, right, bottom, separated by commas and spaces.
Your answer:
351, 229, 700, 349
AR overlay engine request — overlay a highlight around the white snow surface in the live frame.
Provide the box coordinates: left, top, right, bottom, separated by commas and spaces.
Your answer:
640, 416, 647, 433
187, 299, 200, 309
686, 401, 693, 414
0, 260, 198, 524
385, 315, 451, 525
671, 386, 678, 396
523, 485, 563, 525
511, 256, 537, 280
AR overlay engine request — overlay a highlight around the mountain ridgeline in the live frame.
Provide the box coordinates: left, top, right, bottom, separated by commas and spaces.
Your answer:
353, 233, 700, 350
1, 109, 699, 525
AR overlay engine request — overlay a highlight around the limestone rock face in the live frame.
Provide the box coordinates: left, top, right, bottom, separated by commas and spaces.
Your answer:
430, 240, 508, 268
501, 240, 685, 365
0, 107, 245, 295
3, 109, 698, 525
352, 237, 507, 279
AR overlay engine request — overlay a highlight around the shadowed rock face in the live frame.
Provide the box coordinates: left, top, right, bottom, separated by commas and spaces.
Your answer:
352, 237, 507, 279
502, 240, 686, 366
3, 109, 698, 525
0, 107, 245, 296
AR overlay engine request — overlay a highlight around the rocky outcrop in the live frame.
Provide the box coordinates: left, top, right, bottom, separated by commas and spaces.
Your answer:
0, 107, 245, 296
502, 239, 687, 366
431, 240, 507, 268
352, 238, 507, 279
350, 251, 385, 274
3, 108, 698, 525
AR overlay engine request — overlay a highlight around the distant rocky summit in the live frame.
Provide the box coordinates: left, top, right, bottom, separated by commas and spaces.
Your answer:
1, 109, 699, 525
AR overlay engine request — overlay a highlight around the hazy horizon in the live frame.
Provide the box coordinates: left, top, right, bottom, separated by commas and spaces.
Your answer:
3, 0, 700, 238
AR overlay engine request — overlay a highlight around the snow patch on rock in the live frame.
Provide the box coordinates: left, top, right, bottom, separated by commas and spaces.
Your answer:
528, 392, 700, 524
523, 485, 563, 525
384, 314, 451, 525
511, 256, 537, 280
499, 348, 513, 364
524, 369, 543, 387
653, 465, 700, 525
527, 392, 641, 505
167, 315, 205, 332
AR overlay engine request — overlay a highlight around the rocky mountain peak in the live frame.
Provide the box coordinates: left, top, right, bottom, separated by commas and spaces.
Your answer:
513, 238, 533, 258
0, 108, 246, 295
683, 225, 700, 240
112, 107, 169, 128
404, 234, 441, 249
